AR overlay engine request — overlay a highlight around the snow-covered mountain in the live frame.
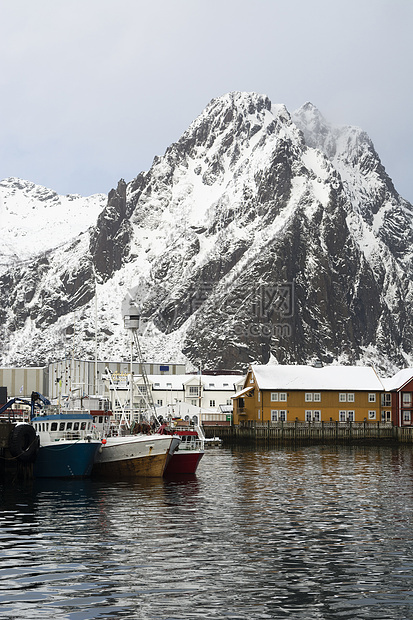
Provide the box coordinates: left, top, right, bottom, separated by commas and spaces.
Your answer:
0, 178, 106, 272
1, 92, 412, 373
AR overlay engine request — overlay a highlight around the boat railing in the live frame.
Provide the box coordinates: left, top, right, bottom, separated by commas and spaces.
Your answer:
47, 429, 100, 442
178, 436, 204, 451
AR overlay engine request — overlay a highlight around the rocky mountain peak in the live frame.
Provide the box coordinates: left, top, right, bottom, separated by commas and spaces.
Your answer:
1, 92, 412, 373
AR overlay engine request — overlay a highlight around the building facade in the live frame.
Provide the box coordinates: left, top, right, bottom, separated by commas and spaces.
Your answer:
232, 365, 384, 425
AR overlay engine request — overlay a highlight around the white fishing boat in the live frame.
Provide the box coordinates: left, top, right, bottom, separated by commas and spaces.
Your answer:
92, 432, 180, 478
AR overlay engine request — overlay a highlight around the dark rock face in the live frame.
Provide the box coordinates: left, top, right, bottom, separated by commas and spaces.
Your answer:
90, 179, 130, 281
1, 92, 413, 373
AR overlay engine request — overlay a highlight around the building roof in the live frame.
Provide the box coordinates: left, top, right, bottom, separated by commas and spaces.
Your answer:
232, 386, 255, 399
381, 369, 413, 392
140, 374, 245, 391
251, 365, 384, 391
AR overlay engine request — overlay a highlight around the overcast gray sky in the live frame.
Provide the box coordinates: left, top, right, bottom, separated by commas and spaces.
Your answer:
1, 0, 412, 202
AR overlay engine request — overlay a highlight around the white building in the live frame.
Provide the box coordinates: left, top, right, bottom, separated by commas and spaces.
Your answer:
106, 373, 245, 424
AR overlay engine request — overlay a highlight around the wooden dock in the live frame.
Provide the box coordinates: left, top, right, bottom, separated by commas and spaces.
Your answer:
203, 421, 413, 444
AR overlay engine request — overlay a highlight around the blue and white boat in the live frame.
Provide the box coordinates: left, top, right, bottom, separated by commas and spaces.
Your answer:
31, 410, 102, 478
29, 391, 102, 478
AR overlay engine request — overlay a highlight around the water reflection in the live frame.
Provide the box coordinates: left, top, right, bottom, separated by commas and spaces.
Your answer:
1, 445, 413, 618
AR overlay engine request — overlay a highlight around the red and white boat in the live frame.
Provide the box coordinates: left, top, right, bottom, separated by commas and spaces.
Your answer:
158, 423, 204, 475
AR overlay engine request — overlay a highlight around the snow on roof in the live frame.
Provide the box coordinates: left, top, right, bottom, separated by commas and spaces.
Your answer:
144, 374, 244, 391
251, 365, 384, 391
232, 386, 254, 399
381, 369, 413, 391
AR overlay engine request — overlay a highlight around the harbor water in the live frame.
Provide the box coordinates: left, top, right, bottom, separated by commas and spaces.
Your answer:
1, 444, 413, 619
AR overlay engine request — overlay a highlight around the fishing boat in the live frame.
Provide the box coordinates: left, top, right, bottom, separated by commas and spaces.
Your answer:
0, 391, 102, 478
158, 422, 205, 475
31, 408, 102, 478
92, 433, 180, 478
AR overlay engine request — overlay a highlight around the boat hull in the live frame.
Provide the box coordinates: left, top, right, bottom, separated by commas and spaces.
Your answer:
164, 450, 204, 475
34, 441, 101, 478
93, 434, 178, 478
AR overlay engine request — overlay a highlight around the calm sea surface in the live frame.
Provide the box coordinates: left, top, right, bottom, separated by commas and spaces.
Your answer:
1, 445, 413, 619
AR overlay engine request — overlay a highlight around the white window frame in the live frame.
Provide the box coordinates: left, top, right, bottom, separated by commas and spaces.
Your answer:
271, 410, 278, 422
313, 393, 321, 402
305, 410, 312, 421
279, 410, 287, 422
305, 393, 313, 402
279, 393, 287, 402
339, 393, 347, 402
368, 393, 376, 403
313, 410, 321, 421
339, 410, 346, 422
368, 410, 376, 420
347, 393, 355, 403
347, 410, 355, 421
271, 392, 279, 402
209, 400, 215, 407
403, 410, 411, 422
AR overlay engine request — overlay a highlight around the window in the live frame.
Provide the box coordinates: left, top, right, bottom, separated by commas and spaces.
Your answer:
271, 392, 287, 402
339, 393, 347, 402
157, 399, 163, 406
368, 410, 376, 420
403, 411, 411, 422
67, 422, 73, 429
347, 411, 355, 422
154, 382, 160, 387
347, 393, 355, 403
305, 410, 312, 421
403, 393, 412, 404
313, 410, 321, 421
279, 410, 287, 422
271, 410, 278, 421
382, 393, 391, 406
59, 422, 65, 431
191, 399, 198, 406
368, 393, 376, 403
209, 383, 215, 388
209, 400, 216, 407
189, 386, 199, 396
339, 410, 346, 422
313, 393, 321, 402
51, 422, 58, 431
305, 393, 313, 402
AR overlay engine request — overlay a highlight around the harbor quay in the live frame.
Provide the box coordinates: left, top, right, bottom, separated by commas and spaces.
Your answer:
203, 421, 413, 445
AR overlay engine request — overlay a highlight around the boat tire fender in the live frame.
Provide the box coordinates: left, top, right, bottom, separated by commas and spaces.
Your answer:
9, 424, 39, 463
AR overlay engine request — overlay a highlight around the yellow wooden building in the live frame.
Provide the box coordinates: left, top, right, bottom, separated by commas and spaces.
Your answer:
232, 365, 384, 425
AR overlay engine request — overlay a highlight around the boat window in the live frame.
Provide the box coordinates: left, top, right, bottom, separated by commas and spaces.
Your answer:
81, 422, 86, 430
73, 422, 79, 430
42, 423, 45, 432
66, 422, 72, 430
51, 422, 58, 431
99, 416, 103, 424
59, 422, 65, 431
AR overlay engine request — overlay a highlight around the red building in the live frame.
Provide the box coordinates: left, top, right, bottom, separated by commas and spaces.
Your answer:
382, 369, 413, 426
